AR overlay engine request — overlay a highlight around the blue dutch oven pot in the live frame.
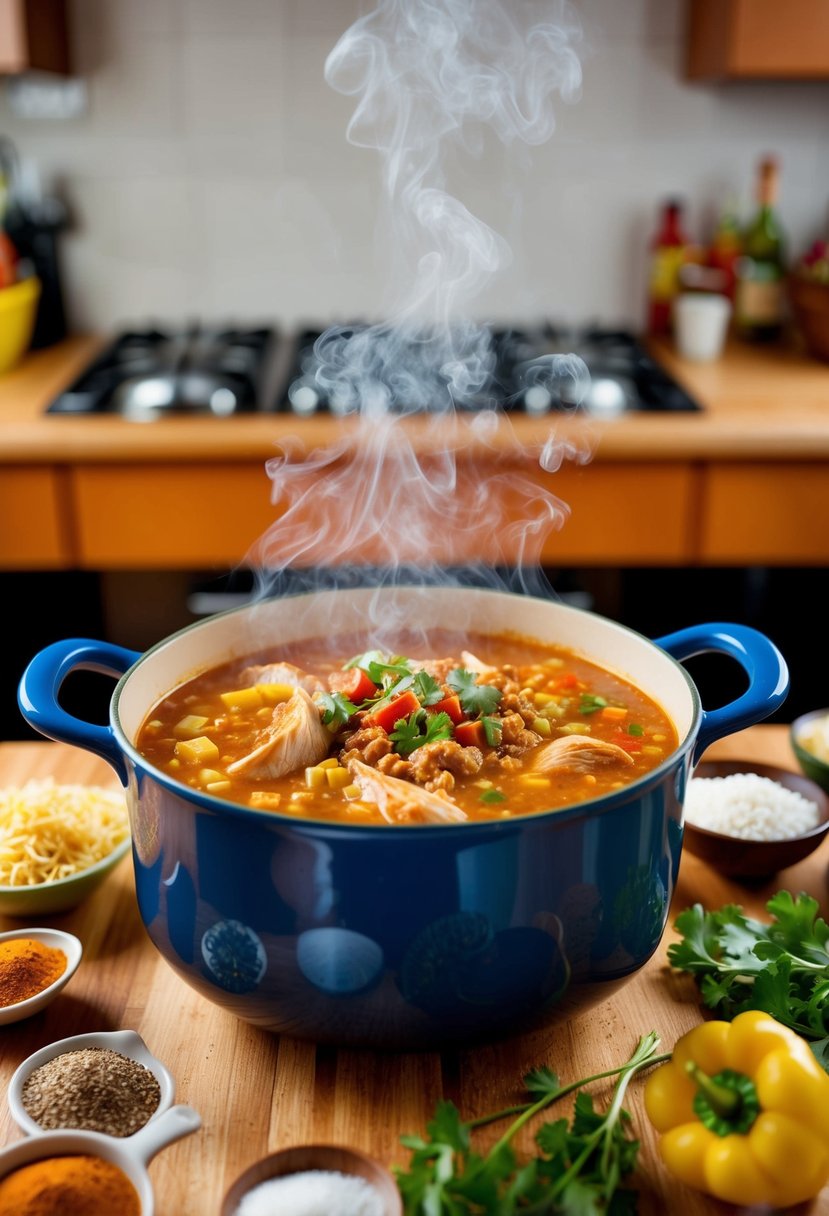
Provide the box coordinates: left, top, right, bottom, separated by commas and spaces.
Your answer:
18, 588, 788, 1047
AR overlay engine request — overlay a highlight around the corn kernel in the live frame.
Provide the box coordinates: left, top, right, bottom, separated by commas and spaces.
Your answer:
342, 784, 362, 800
533, 691, 554, 706
641, 745, 663, 756
256, 683, 296, 704
167, 759, 181, 770
326, 767, 352, 789
346, 801, 372, 815
249, 791, 282, 809
559, 722, 591, 735
206, 780, 231, 793
519, 775, 552, 789
474, 778, 494, 789
583, 774, 598, 786
318, 758, 340, 769
305, 766, 326, 789
544, 657, 565, 668
651, 733, 667, 742
175, 736, 220, 764
531, 717, 552, 737
291, 791, 314, 803
255, 706, 273, 722
146, 719, 163, 730
173, 714, 210, 739
199, 768, 226, 785
219, 687, 263, 712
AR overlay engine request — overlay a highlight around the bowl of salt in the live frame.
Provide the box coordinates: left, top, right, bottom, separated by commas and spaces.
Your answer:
220, 1143, 402, 1216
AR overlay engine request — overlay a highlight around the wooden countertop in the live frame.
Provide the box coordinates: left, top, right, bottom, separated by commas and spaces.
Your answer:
1, 332, 828, 465
0, 726, 827, 1215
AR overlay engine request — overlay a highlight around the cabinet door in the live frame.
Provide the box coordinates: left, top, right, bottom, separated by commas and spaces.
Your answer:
0, 0, 69, 75
688, 0, 829, 80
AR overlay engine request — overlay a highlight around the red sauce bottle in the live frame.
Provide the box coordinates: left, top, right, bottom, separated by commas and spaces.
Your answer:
647, 199, 690, 336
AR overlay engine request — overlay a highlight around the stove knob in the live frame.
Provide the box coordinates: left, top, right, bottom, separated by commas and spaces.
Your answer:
288, 381, 320, 415
524, 384, 553, 414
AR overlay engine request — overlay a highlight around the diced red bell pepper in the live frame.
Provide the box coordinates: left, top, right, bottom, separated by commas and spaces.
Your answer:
611, 729, 643, 753
328, 667, 379, 703
454, 720, 486, 749
553, 673, 579, 691
363, 690, 421, 733
428, 694, 464, 724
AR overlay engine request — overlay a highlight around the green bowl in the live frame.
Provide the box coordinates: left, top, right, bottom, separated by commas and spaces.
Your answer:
791, 710, 829, 794
0, 838, 131, 918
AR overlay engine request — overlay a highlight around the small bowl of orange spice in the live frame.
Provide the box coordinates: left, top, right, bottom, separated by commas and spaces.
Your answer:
0, 928, 82, 1025
0, 1104, 201, 1216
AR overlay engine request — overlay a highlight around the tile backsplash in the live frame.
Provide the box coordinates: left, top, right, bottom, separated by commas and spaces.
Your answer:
1, 0, 828, 334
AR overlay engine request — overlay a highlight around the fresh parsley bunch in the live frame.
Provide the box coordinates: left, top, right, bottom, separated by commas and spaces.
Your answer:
668, 891, 829, 1070
396, 1033, 666, 1215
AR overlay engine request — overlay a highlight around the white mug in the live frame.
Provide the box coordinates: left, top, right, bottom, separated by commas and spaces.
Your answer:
673, 292, 732, 362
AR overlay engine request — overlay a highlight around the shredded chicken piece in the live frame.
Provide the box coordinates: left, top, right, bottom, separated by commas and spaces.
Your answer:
239, 661, 323, 695
460, 650, 498, 678
347, 759, 467, 825
227, 687, 330, 779
533, 734, 635, 775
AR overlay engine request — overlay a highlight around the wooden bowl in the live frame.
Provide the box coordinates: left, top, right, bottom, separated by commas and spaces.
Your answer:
683, 760, 829, 879
220, 1144, 402, 1216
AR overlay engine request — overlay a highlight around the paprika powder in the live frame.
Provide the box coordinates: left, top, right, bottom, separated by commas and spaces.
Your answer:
0, 938, 66, 1007
644, 1010, 829, 1207
0, 1153, 140, 1216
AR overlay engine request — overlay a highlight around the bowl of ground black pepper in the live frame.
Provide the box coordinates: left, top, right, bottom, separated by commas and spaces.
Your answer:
0, 928, 81, 1025
8, 1029, 175, 1138
0, 1103, 202, 1216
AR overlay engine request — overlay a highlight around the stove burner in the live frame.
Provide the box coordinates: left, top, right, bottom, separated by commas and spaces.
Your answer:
276, 324, 701, 416
47, 326, 275, 418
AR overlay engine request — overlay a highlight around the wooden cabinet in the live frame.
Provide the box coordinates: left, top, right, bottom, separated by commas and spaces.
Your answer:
0, 0, 69, 75
687, 0, 829, 80
700, 463, 829, 563
0, 467, 69, 568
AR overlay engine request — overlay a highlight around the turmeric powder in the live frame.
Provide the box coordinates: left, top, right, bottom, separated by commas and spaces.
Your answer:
0, 938, 66, 1007
0, 1154, 140, 1216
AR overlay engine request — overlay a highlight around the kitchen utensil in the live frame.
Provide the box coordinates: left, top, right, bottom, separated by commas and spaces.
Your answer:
0, 1104, 200, 1216
8, 1029, 175, 1137
683, 760, 829, 879
0, 928, 81, 1026
17, 588, 788, 1047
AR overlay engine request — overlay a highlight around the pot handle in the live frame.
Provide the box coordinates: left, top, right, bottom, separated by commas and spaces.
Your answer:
17, 638, 141, 785
655, 622, 789, 764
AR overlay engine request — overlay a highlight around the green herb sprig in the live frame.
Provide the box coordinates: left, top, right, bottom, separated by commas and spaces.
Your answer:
395, 1032, 666, 1215
668, 891, 829, 1071
390, 711, 454, 757
447, 668, 502, 717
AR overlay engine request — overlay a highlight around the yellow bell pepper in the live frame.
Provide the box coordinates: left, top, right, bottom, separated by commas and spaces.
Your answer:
644, 1011, 829, 1207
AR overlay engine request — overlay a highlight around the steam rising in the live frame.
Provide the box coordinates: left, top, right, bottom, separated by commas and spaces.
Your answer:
249, 0, 591, 626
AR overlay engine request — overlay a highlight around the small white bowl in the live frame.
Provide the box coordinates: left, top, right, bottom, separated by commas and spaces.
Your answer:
0, 928, 82, 1026
0, 1104, 201, 1216
8, 1028, 175, 1137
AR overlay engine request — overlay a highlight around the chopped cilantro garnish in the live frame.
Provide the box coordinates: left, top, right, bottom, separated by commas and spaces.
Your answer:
316, 691, 358, 728
479, 788, 507, 804
447, 668, 502, 716
578, 693, 608, 715
390, 710, 454, 757
412, 669, 445, 706
481, 716, 503, 747
628, 723, 644, 736
345, 650, 413, 687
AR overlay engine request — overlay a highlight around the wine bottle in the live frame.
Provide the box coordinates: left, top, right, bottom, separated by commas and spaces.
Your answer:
734, 157, 786, 342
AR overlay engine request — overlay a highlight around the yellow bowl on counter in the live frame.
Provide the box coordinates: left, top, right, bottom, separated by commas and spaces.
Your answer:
0, 276, 41, 374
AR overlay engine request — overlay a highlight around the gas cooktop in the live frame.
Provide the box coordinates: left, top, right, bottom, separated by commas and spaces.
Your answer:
46, 323, 701, 417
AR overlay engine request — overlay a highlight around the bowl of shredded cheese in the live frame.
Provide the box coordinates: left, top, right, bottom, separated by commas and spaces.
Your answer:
0, 779, 131, 916
791, 709, 829, 794
682, 760, 829, 879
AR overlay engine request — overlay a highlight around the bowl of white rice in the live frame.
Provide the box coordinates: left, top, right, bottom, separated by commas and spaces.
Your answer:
791, 709, 829, 794
683, 760, 829, 879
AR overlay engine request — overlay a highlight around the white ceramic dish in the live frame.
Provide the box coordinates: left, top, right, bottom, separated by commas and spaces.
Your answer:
8, 1028, 176, 1137
0, 1104, 201, 1216
0, 927, 82, 1026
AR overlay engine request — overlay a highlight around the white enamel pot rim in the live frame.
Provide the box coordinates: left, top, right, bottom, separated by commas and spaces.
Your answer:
18, 586, 787, 833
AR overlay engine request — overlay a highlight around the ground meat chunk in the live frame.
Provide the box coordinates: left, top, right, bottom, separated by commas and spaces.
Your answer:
408, 740, 484, 793
500, 689, 537, 725
376, 753, 413, 780
408, 657, 459, 685
497, 712, 542, 757
339, 725, 393, 768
